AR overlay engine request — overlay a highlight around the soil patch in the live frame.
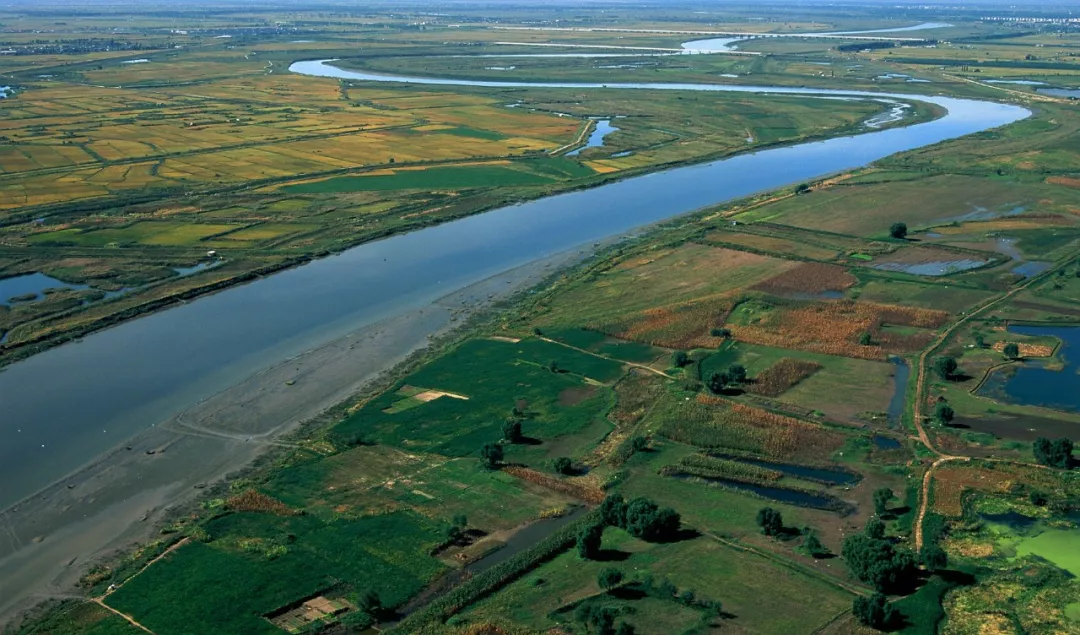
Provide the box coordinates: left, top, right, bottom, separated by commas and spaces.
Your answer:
558, 385, 598, 407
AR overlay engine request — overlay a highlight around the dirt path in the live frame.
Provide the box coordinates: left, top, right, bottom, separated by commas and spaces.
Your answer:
909, 262, 1059, 551
92, 599, 155, 634
536, 335, 673, 379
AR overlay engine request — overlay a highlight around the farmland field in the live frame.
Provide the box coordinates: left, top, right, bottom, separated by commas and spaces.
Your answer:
7, 3, 1080, 635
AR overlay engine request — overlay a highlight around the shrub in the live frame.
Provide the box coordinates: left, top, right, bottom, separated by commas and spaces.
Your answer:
756, 507, 783, 536
853, 593, 898, 629
1033, 437, 1073, 469
597, 567, 624, 590
480, 443, 503, 469
554, 456, 574, 475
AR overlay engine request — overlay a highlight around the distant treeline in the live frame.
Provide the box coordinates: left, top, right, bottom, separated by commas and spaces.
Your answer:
837, 41, 895, 52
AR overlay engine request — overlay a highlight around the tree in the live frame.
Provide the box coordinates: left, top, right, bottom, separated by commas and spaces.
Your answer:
842, 533, 917, 593
859, 331, 874, 346
865, 517, 886, 540
921, 544, 948, 572
934, 356, 958, 380
726, 364, 747, 384
599, 494, 627, 527
933, 402, 955, 426
873, 488, 894, 516
578, 522, 605, 560
1003, 342, 1020, 359
756, 507, 783, 537
356, 589, 382, 617
502, 419, 523, 443
554, 456, 574, 475
672, 350, 690, 368
615, 623, 636, 635
623, 497, 681, 542
548, 360, 560, 373
889, 222, 908, 239
575, 604, 617, 635
974, 332, 987, 348
446, 514, 468, 543
598, 567, 624, 590
853, 593, 898, 630
630, 435, 649, 453
710, 327, 731, 338
796, 183, 812, 195
804, 531, 829, 558
707, 371, 730, 394
480, 443, 503, 469
1033, 437, 1074, 469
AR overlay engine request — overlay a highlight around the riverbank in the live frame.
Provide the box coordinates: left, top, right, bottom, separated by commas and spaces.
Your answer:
0, 244, 598, 624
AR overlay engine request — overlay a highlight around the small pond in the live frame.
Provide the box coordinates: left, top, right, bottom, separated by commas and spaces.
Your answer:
671, 473, 843, 510
566, 119, 620, 156
872, 435, 902, 450
977, 324, 1080, 413
872, 258, 986, 276
887, 356, 910, 425
710, 454, 860, 486
173, 261, 222, 277
0, 272, 90, 306
1037, 87, 1080, 99
983, 512, 1080, 576
985, 80, 1046, 86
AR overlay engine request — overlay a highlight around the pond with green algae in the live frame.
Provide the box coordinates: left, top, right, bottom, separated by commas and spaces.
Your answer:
982, 512, 1080, 576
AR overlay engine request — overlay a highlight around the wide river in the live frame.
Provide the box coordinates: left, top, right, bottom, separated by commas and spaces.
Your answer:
0, 60, 1028, 510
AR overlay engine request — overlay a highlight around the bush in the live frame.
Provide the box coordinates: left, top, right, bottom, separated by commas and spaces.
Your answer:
756, 507, 783, 536
597, 567, 624, 590
577, 522, 604, 560
853, 592, 898, 629
554, 456, 574, 475
1033, 437, 1073, 469
672, 350, 691, 368
933, 356, 958, 380
502, 419, 523, 444
480, 443, 503, 469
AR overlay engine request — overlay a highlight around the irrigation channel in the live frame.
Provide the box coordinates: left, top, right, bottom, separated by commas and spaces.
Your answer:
0, 57, 1029, 616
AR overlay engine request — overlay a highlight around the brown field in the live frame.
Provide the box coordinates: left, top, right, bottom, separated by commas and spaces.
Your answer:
672, 394, 847, 459
990, 341, 1054, 358
706, 231, 841, 261
597, 294, 736, 350
752, 262, 858, 295
745, 358, 824, 397
730, 300, 949, 361
225, 490, 297, 516
930, 462, 1055, 516
1047, 176, 1080, 189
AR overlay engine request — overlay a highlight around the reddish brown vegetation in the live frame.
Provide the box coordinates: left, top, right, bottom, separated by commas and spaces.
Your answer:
225, 490, 297, 516
746, 358, 823, 397
501, 466, 605, 504
596, 295, 735, 349
752, 262, 857, 295
731, 300, 949, 360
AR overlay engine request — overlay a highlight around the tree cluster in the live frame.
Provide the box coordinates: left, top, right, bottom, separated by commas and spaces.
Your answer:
599, 494, 681, 542
756, 507, 784, 537
1033, 437, 1074, 469
933, 356, 958, 381
852, 592, 899, 630
707, 364, 747, 394
841, 522, 917, 593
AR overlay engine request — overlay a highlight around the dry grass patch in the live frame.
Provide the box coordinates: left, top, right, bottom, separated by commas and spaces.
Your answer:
745, 358, 824, 397
752, 262, 857, 295
991, 341, 1054, 358
730, 300, 948, 361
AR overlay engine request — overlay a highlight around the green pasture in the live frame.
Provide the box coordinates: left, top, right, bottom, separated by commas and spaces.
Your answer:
331, 338, 620, 457
107, 511, 445, 635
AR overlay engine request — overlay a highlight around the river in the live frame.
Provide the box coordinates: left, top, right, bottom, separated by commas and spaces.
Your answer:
0, 58, 1029, 617
0, 61, 1029, 511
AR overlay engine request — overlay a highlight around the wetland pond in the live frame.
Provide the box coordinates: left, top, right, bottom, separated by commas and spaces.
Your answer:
671, 474, 845, 511
981, 511, 1080, 576
565, 119, 619, 156
977, 325, 1080, 413
0, 62, 1029, 509
0, 272, 90, 306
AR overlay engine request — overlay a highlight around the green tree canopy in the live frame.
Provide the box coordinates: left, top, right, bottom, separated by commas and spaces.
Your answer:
889, 222, 908, 239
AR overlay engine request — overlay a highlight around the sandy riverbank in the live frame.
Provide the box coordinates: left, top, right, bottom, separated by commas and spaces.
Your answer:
0, 245, 597, 625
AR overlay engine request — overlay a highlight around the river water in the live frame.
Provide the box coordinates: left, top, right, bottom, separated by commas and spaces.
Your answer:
0, 61, 1028, 510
